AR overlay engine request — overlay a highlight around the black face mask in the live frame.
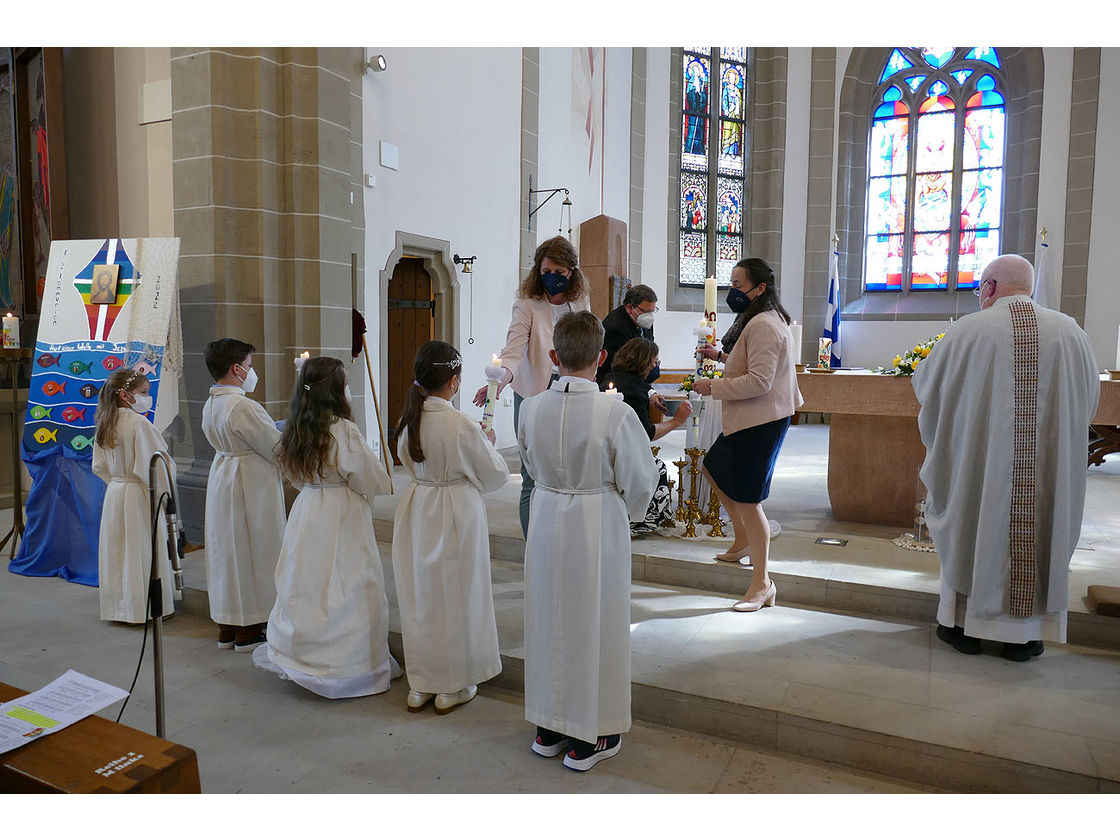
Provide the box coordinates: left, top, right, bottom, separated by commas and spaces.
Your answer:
541, 271, 570, 297
726, 286, 752, 313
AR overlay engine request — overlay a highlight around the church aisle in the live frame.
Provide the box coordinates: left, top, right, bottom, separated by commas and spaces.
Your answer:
0, 561, 921, 793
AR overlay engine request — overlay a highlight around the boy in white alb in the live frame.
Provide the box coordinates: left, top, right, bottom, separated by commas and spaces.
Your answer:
517, 311, 658, 771
201, 339, 286, 652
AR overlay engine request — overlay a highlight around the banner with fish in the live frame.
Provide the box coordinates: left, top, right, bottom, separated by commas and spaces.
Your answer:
11, 237, 181, 586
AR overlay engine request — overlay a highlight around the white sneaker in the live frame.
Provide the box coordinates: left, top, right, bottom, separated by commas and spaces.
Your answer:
434, 685, 477, 714
769, 519, 782, 539
407, 690, 435, 712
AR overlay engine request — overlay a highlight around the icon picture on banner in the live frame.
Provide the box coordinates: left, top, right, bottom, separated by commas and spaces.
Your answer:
89, 264, 120, 305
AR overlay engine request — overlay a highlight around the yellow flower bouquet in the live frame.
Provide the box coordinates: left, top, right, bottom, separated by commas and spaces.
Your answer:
875, 333, 945, 376
679, 369, 724, 393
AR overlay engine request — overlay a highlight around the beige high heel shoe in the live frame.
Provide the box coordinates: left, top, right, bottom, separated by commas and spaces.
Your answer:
714, 545, 751, 563
732, 580, 776, 612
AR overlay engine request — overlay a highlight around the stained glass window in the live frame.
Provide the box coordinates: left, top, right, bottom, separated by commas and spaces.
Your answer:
679, 48, 747, 287
863, 48, 1006, 292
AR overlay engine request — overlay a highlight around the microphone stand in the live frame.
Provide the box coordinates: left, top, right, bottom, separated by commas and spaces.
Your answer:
148, 451, 185, 739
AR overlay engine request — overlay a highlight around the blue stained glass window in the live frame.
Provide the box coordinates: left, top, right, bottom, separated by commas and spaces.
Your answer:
921, 48, 955, 68
880, 49, 913, 83
864, 48, 1004, 292
966, 47, 1000, 68
680, 48, 747, 287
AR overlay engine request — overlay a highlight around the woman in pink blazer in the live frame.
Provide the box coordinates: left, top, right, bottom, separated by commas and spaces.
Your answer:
693, 258, 803, 613
472, 236, 591, 535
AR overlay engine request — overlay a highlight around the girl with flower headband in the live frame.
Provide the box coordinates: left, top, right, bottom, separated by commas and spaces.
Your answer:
253, 355, 400, 699
92, 367, 177, 623
391, 340, 508, 714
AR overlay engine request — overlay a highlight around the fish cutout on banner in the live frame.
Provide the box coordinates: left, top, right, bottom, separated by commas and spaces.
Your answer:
134, 361, 159, 377
102, 355, 125, 371
79, 383, 100, 399
69, 434, 93, 451
69, 359, 94, 376
61, 407, 87, 423
37, 353, 61, 368
30, 405, 53, 420
42, 380, 66, 396
33, 428, 58, 444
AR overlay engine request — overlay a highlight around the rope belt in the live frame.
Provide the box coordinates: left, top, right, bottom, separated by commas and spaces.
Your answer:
216, 450, 253, 457
413, 477, 469, 487
534, 482, 617, 496
110, 476, 145, 485
303, 481, 347, 490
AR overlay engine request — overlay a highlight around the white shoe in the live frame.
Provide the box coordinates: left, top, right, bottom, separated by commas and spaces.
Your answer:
434, 685, 477, 714
407, 690, 435, 712
769, 519, 782, 539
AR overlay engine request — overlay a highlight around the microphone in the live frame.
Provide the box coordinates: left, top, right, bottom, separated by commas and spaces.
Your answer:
163, 489, 186, 597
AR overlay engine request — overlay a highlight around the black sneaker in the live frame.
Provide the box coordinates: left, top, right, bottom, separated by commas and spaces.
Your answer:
1002, 640, 1045, 662
531, 726, 567, 757
935, 624, 981, 655
563, 734, 621, 771
234, 631, 267, 653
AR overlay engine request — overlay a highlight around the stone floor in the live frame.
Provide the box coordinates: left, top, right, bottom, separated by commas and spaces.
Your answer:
3, 423, 1119, 795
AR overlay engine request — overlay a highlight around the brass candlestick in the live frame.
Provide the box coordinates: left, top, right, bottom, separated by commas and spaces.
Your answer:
683, 447, 704, 537
705, 486, 726, 538
682, 498, 699, 538
672, 459, 688, 522
651, 445, 660, 459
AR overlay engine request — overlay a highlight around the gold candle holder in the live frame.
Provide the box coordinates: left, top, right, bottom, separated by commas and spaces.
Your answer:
705, 486, 726, 538
651, 445, 660, 459
683, 447, 704, 537
672, 459, 688, 522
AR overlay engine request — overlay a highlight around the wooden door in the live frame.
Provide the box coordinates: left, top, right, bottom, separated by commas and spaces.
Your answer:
386, 257, 433, 465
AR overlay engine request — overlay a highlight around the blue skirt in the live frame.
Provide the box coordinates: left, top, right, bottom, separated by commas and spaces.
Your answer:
703, 416, 791, 504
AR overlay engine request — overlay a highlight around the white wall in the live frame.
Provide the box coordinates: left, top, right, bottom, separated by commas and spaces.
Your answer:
1086, 48, 1120, 370
362, 48, 523, 449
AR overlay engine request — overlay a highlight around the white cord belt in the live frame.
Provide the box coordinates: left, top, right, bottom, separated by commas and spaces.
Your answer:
413, 477, 469, 487
534, 482, 617, 495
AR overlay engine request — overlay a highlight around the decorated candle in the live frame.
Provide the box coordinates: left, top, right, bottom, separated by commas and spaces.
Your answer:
703, 275, 717, 321
818, 337, 833, 369
1, 313, 18, 349
482, 354, 504, 431
1115, 325, 1120, 369
789, 321, 802, 364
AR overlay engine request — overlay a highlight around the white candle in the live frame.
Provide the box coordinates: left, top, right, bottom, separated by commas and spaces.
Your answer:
1, 313, 18, 349
1115, 325, 1120, 370
491, 354, 502, 368
604, 381, 623, 400
482, 354, 504, 431
704, 275, 717, 320
301, 351, 310, 360
790, 322, 802, 364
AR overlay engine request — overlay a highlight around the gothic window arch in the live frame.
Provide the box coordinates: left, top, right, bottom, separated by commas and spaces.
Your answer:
864, 47, 1006, 292
678, 47, 747, 287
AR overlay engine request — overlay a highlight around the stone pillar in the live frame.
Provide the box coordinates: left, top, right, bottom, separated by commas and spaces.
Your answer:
579, 214, 627, 320
169, 48, 366, 540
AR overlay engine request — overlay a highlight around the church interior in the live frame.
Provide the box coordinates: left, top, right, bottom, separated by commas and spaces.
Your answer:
1, 35, 1119, 805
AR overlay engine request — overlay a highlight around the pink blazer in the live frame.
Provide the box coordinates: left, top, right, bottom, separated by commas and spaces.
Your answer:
710, 309, 804, 434
499, 294, 592, 399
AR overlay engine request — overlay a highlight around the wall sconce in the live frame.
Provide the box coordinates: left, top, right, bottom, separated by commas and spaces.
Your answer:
527, 174, 573, 239
364, 54, 388, 74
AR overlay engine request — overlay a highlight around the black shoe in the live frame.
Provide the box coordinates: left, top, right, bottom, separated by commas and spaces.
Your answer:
531, 727, 567, 757
1002, 640, 1045, 662
936, 624, 982, 655
234, 631, 267, 653
563, 734, 622, 771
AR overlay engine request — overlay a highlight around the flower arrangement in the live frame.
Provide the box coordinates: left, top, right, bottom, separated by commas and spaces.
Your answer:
874, 333, 946, 376
679, 369, 724, 393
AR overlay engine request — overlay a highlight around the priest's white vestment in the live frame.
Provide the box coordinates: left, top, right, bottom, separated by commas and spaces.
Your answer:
392, 397, 508, 694
92, 409, 176, 623
201, 385, 286, 626
913, 295, 1099, 643
256, 418, 397, 698
518, 377, 658, 743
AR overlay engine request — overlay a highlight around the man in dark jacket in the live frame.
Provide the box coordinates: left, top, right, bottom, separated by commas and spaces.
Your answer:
597, 284, 666, 413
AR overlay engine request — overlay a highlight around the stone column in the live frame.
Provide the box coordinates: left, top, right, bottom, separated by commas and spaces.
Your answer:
169, 47, 365, 540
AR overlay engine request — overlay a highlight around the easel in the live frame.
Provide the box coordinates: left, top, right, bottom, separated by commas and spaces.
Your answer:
0, 347, 32, 560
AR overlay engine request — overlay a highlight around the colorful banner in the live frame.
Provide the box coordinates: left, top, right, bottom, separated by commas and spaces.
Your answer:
11, 237, 180, 585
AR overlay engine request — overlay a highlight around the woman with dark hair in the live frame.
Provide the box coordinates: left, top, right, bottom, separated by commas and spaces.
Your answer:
692, 258, 803, 612
601, 337, 691, 535
254, 356, 398, 698
471, 235, 591, 537
391, 341, 508, 715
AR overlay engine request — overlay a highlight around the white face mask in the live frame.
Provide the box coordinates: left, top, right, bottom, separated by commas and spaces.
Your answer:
344, 384, 353, 404
131, 393, 153, 415
635, 311, 656, 330
237, 364, 258, 394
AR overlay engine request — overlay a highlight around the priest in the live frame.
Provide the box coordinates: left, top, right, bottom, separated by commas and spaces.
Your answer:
518, 311, 658, 771
913, 254, 1099, 661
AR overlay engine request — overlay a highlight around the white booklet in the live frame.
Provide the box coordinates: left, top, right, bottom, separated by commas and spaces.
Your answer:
0, 670, 129, 755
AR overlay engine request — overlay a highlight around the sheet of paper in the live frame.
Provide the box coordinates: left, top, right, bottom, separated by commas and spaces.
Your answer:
0, 670, 129, 755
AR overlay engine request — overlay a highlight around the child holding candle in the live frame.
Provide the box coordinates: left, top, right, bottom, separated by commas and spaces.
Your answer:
391, 340, 508, 714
